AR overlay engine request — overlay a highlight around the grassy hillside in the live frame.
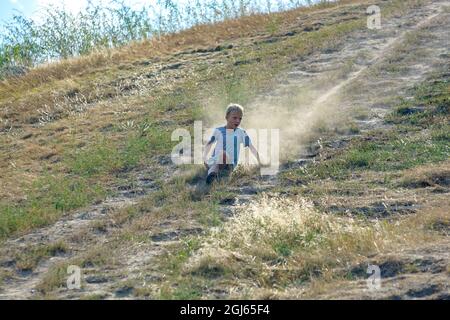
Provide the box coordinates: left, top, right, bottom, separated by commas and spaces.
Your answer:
0, 0, 448, 300
0, 0, 370, 239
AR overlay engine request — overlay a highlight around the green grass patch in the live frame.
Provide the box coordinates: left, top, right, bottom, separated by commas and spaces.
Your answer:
156, 237, 205, 300
282, 75, 449, 183
386, 78, 449, 126
0, 175, 106, 240
66, 133, 153, 177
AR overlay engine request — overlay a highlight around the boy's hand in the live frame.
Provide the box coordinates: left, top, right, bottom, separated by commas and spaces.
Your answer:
257, 156, 263, 168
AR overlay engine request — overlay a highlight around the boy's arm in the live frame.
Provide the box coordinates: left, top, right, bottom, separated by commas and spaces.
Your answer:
204, 129, 218, 168
203, 140, 213, 168
249, 143, 261, 166
243, 132, 261, 166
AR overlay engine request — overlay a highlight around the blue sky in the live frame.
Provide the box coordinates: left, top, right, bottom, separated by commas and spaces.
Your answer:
0, 0, 150, 24
0, 0, 320, 25
1, 0, 83, 23
0, 0, 33, 23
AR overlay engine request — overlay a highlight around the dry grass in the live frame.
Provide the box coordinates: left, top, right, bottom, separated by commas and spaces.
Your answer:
36, 244, 118, 295
181, 195, 446, 298
0, 0, 376, 238
0, 0, 445, 299
398, 161, 450, 189
0, 0, 366, 97
300, 209, 449, 299
15, 241, 69, 271
186, 195, 389, 278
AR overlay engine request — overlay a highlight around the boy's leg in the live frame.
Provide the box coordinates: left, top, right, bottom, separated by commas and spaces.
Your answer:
208, 164, 219, 175
206, 151, 235, 184
206, 164, 219, 184
219, 164, 234, 177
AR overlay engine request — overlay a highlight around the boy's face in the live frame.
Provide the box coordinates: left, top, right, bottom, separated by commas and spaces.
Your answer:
226, 111, 242, 129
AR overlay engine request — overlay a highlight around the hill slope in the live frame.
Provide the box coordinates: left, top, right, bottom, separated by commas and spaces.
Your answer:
0, 0, 448, 299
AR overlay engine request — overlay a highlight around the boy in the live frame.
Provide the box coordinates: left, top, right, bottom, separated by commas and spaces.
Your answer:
203, 103, 261, 184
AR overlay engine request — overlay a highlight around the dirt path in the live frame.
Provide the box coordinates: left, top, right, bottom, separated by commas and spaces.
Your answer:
0, 0, 448, 299
0, 165, 173, 299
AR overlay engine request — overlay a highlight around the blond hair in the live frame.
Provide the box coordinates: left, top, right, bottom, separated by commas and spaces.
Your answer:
225, 103, 244, 118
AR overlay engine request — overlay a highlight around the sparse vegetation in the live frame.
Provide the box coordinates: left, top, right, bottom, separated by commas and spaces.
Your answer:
0, 0, 370, 240
0, 0, 333, 77
156, 69, 449, 299
0, 0, 448, 300
155, 195, 443, 298
15, 241, 68, 271
282, 76, 449, 182
0, 175, 106, 240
